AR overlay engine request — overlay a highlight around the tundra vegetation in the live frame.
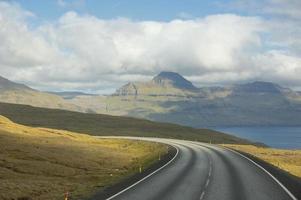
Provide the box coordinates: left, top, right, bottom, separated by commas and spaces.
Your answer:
0, 116, 167, 200
0, 102, 250, 145
224, 144, 301, 178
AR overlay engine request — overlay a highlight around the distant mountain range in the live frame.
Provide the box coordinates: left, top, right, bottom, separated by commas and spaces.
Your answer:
0, 76, 84, 112
1, 72, 301, 127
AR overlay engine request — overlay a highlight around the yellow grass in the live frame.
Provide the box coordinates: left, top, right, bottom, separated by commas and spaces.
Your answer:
223, 144, 301, 178
0, 115, 167, 200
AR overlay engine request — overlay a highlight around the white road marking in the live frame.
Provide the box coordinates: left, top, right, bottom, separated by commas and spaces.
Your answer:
205, 179, 210, 187
190, 141, 298, 200
208, 165, 212, 177
105, 141, 179, 200
186, 141, 213, 200
200, 191, 205, 200
200, 164, 212, 200
98, 137, 298, 200
225, 147, 298, 200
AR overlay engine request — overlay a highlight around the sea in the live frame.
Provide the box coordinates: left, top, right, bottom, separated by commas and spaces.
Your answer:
213, 126, 301, 150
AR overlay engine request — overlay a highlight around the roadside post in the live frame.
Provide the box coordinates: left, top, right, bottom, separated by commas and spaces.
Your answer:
64, 191, 69, 200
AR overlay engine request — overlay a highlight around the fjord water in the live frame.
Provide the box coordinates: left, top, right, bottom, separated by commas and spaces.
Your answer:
214, 126, 301, 149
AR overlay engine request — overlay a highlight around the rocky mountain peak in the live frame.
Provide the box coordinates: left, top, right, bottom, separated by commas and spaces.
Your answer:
115, 82, 138, 96
152, 71, 197, 90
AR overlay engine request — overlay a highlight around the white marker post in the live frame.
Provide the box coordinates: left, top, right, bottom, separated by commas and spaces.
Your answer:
64, 191, 69, 200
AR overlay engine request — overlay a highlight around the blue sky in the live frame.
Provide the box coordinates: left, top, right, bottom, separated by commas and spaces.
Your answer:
0, 0, 301, 93
19, 0, 236, 21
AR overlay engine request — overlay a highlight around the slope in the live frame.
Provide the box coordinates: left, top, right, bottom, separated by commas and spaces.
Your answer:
0, 76, 84, 112
0, 102, 250, 144
0, 115, 167, 200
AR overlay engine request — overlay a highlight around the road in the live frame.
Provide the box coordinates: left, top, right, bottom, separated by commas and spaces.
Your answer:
101, 137, 297, 200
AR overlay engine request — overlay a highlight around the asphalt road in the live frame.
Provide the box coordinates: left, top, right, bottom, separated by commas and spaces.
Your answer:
103, 137, 297, 200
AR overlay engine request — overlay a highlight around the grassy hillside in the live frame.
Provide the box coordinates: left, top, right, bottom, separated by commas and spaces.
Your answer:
0, 102, 250, 144
0, 115, 167, 200
224, 144, 301, 178
0, 89, 84, 112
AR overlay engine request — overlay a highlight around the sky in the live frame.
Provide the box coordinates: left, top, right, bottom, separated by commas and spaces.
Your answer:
0, 0, 301, 93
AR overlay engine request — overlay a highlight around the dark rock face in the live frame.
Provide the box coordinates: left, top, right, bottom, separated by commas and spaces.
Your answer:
115, 82, 138, 96
0, 76, 32, 91
152, 71, 197, 90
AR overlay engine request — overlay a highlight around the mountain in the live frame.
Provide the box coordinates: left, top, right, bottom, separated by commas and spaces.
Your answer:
0, 76, 32, 91
152, 71, 197, 90
102, 72, 301, 127
0, 76, 84, 112
2, 72, 301, 127
231, 81, 286, 94
115, 71, 200, 97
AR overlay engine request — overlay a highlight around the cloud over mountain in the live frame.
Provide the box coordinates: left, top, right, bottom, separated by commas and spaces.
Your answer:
0, 1, 300, 92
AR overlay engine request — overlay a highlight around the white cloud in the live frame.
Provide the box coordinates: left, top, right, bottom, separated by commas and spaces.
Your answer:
38, 12, 264, 79
0, 1, 300, 92
264, 0, 301, 19
252, 51, 301, 86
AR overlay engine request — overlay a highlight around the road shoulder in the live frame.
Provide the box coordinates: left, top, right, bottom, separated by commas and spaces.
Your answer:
234, 150, 301, 200
89, 145, 177, 200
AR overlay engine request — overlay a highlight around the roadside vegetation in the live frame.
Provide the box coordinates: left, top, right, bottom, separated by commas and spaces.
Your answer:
224, 144, 301, 178
0, 115, 167, 200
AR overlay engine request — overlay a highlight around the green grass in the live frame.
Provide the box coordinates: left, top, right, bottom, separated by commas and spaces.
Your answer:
0, 102, 251, 144
0, 115, 167, 200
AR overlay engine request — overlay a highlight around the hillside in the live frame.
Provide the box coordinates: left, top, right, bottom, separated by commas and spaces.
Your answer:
114, 72, 199, 97
0, 102, 250, 144
0, 76, 31, 91
0, 115, 167, 200
0, 76, 84, 112
99, 73, 301, 127
2, 73, 301, 127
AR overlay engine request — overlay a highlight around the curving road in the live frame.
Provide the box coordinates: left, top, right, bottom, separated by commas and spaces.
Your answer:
101, 137, 297, 200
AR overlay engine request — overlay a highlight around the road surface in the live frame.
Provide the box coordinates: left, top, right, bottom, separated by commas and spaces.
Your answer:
100, 137, 297, 200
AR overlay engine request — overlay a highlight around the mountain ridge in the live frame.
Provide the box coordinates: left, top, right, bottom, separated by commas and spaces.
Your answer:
1, 72, 301, 127
114, 72, 297, 98
0, 75, 85, 112
152, 71, 197, 90
231, 81, 289, 94
109, 72, 301, 127
0, 76, 33, 91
